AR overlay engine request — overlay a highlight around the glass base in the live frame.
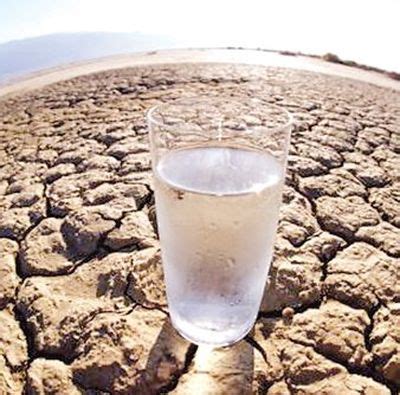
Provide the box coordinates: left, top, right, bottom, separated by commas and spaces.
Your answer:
170, 314, 254, 348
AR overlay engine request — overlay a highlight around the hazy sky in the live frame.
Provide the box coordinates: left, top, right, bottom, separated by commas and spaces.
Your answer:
1, 0, 399, 71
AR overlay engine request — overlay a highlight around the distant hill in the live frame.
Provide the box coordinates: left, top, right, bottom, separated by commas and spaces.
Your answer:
0, 32, 176, 82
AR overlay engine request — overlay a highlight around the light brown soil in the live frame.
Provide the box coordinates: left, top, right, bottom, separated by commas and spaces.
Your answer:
0, 63, 399, 394
1, 49, 399, 99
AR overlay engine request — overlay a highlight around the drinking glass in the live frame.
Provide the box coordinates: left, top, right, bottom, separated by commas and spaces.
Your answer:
147, 96, 292, 347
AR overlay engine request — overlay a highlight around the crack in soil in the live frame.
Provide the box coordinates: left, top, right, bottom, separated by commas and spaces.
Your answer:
12, 303, 37, 384
364, 302, 382, 353
245, 336, 268, 364
288, 338, 398, 394
257, 299, 323, 321
157, 343, 198, 394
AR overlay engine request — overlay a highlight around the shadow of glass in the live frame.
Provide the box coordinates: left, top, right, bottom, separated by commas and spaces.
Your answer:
135, 318, 192, 393
175, 339, 254, 394
137, 316, 255, 394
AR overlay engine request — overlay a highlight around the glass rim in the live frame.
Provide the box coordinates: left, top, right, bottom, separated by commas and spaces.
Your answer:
146, 95, 294, 133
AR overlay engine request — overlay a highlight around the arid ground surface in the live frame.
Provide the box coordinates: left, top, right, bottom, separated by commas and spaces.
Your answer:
0, 63, 399, 394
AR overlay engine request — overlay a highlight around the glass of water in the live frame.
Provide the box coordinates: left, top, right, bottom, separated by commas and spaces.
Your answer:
147, 97, 292, 347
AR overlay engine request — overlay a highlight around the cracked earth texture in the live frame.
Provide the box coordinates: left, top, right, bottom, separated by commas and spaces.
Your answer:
0, 63, 399, 394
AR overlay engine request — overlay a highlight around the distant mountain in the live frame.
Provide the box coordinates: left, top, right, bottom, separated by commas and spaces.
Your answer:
0, 32, 176, 82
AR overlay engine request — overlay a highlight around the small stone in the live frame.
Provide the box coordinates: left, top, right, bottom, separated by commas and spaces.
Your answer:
282, 307, 295, 321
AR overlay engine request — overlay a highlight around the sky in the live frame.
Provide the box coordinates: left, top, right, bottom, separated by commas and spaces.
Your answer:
0, 0, 399, 71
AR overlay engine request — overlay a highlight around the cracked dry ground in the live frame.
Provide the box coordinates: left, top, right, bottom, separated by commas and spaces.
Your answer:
0, 63, 399, 395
